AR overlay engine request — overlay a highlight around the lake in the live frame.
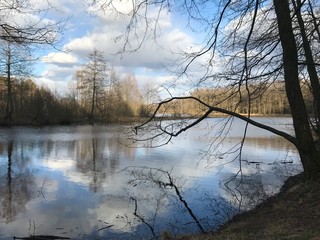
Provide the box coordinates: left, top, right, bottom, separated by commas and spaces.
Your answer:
0, 117, 301, 239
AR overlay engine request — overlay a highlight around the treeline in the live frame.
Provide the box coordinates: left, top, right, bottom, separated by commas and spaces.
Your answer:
0, 48, 147, 126
0, 77, 72, 125
0, 74, 144, 126
0, 77, 81, 125
156, 81, 313, 117
191, 82, 292, 115
0, 77, 314, 125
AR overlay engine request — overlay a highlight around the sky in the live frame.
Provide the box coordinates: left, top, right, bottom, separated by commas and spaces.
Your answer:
3, 1, 281, 99
28, 0, 198, 98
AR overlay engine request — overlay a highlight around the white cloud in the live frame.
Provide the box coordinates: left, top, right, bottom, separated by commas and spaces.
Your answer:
43, 52, 79, 66
34, 0, 196, 94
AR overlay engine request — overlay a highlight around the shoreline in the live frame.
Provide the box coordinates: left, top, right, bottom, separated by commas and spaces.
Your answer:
170, 173, 320, 240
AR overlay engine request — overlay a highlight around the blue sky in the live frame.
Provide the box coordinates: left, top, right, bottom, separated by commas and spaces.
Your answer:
4, 1, 275, 98
29, 0, 198, 98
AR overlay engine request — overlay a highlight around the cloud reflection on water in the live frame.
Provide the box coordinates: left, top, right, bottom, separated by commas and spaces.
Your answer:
0, 118, 301, 239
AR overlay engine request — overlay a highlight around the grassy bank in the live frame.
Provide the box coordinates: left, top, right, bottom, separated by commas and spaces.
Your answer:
169, 174, 320, 240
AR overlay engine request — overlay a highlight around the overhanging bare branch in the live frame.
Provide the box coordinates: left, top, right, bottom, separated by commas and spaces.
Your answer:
135, 96, 298, 148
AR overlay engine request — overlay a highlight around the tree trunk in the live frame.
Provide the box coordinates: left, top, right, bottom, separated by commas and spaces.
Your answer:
293, 0, 320, 132
5, 44, 13, 126
274, 0, 320, 180
90, 77, 96, 124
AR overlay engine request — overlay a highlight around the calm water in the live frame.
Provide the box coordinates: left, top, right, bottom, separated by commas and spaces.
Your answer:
0, 117, 301, 239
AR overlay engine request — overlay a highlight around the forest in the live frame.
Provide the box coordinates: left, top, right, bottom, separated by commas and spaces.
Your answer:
0, 40, 315, 125
0, 71, 314, 126
0, 46, 315, 125
2, 42, 307, 126
0, 46, 147, 125
0, 73, 145, 125
151, 81, 314, 118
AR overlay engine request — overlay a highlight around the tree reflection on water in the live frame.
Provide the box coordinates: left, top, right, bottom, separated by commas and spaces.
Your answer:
120, 167, 237, 238
0, 141, 35, 224
0, 123, 301, 239
119, 160, 301, 239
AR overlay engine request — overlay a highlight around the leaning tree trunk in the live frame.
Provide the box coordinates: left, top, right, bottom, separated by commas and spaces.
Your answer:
274, 0, 320, 180
293, 0, 320, 132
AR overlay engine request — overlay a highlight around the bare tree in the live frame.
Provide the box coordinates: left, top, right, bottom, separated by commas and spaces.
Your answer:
121, 74, 144, 116
95, 0, 320, 180
0, 40, 34, 124
75, 49, 109, 123
0, 0, 65, 125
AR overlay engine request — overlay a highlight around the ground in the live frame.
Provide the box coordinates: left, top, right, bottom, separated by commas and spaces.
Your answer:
167, 174, 320, 240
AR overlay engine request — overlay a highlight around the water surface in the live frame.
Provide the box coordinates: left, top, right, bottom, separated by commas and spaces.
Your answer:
0, 117, 301, 239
